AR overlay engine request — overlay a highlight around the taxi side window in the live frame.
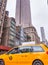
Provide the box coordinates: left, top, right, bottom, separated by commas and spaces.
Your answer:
19, 46, 33, 53
7, 48, 20, 54
32, 46, 44, 52
19, 46, 44, 53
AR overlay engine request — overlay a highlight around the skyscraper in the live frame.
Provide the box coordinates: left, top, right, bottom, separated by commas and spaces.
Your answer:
0, 0, 7, 43
40, 27, 46, 43
15, 0, 32, 28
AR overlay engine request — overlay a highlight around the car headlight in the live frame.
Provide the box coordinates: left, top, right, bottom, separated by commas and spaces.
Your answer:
0, 60, 4, 65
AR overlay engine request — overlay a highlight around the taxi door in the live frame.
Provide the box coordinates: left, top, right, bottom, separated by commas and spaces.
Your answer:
17, 46, 32, 65
4, 48, 21, 65
19, 52, 31, 65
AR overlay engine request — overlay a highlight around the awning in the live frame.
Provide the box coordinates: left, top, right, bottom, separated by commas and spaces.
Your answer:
0, 45, 11, 51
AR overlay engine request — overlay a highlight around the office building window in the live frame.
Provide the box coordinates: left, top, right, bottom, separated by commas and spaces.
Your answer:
9, 35, 14, 40
11, 25, 16, 30
0, 0, 2, 2
10, 32, 16, 37
0, 20, 1, 24
10, 27, 15, 32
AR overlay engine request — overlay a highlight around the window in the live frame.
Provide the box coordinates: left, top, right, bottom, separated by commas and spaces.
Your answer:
11, 21, 16, 25
10, 29, 16, 34
0, 20, 1, 24
6, 48, 20, 54
10, 30, 16, 36
10, 27, 15, 32
8, 41, 14, 47
11, 25, 16, 30
6, 46, 44, 54
19, 46, 33, 53
6, 46, 32, 54
0, 3, 2, 6
0, 0, 2, 2
9, 35, 14, 40
19, 46, 44, 53
32, 35, 34, 41
32, 46, 44, 52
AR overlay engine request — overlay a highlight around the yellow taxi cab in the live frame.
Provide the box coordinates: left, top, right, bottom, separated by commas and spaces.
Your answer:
0, 44, 48, 65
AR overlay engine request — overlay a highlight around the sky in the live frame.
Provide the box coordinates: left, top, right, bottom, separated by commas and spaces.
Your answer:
6, 0, 48, 41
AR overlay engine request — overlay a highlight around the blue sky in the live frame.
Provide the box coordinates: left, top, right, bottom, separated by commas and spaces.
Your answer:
6, 0, 48, 41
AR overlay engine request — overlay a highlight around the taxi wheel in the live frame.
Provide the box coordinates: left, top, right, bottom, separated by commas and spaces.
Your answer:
32, 60, 44, 65
0, 60, 4, 65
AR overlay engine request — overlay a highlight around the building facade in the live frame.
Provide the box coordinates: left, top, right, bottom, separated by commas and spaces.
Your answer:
15, 26, 27, 45
1, 15, 16, 47
15, 0, 32, 28
8, 17, 16, 47
24, 26, 40, 43
0, 0, 7, 43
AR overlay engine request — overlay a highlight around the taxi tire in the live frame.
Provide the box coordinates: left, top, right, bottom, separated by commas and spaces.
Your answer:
0, 59, 5, 65
32, 60, 44, 65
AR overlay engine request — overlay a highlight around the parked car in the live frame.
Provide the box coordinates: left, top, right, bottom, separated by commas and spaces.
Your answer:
0, 44, 48, 65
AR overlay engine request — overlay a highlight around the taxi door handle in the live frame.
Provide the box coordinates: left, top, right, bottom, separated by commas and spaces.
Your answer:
9, 56, 13, 60
21, 55, 27, 57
